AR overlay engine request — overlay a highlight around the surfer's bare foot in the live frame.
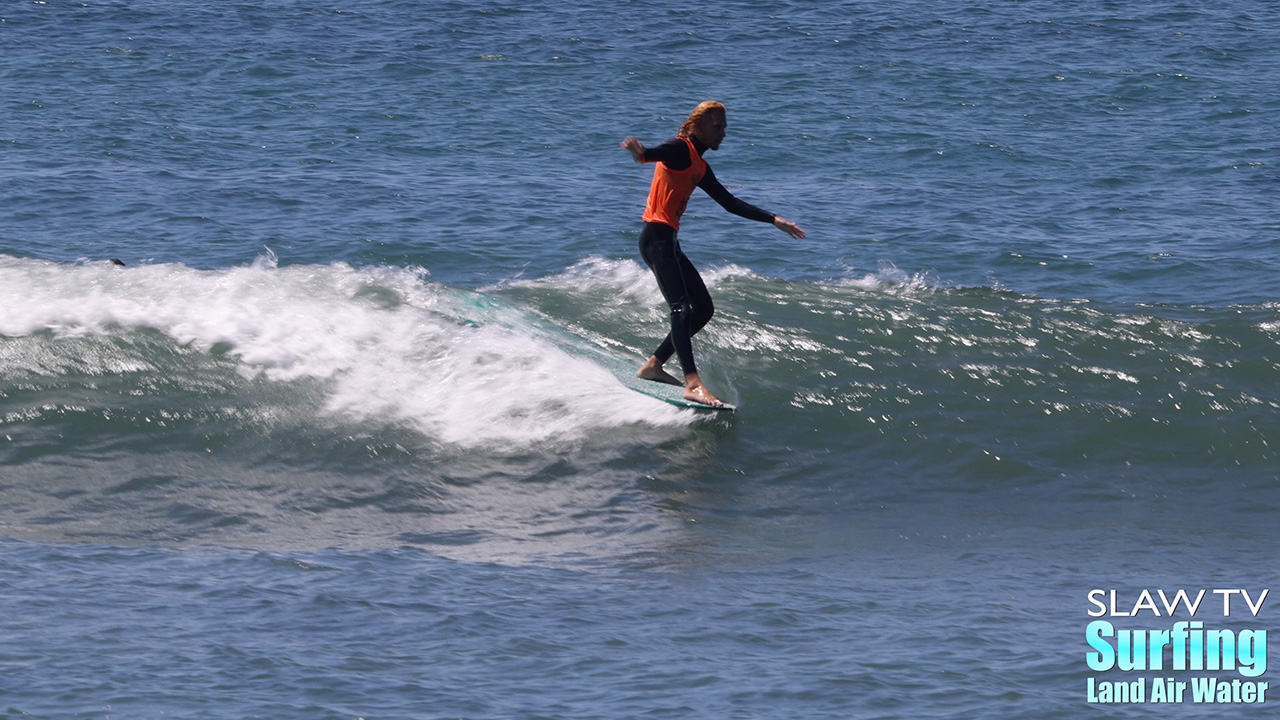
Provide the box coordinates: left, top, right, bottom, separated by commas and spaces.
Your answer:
683, 375, 724, 407
637, 356, 683, 386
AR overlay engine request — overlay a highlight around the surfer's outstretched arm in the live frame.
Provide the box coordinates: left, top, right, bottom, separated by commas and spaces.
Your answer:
698, 166, 807, 239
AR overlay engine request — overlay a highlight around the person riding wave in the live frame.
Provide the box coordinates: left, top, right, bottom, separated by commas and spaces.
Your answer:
622, 100, 805, 407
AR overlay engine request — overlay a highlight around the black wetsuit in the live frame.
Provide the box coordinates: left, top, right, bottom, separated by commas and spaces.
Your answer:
639, 135, 776, 376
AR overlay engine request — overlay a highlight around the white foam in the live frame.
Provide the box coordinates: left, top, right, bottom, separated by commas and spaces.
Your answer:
0, 256, 692, 448
493, 255, 762, 300
838, 262, 941, 295
493, 256, 661, 304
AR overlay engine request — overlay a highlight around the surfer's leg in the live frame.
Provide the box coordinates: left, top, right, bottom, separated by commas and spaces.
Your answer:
638, 224, 724, 406
640, 223, 698, 376
675, 249, 714, 337
667, 247, 724, 406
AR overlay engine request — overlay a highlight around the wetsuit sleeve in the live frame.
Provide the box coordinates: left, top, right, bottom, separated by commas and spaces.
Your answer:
641, 138, 693, 171
698, 166, 776, 223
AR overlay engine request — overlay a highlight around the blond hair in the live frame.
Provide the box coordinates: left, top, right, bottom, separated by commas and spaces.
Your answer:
678, 100, 726, 137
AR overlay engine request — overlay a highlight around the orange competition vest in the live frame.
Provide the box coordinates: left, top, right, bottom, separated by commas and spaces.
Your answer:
642, 136, 705, 231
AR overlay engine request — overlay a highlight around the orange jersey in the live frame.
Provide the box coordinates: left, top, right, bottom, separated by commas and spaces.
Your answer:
642, 136, 705, 231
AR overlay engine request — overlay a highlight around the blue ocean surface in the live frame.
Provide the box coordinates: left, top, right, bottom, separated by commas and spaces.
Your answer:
2, 1, 1279, 718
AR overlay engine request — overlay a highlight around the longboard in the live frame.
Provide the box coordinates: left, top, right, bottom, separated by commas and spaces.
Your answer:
566, 335, 737, 412
620, 375, 737, 412
447, 289, 736, 412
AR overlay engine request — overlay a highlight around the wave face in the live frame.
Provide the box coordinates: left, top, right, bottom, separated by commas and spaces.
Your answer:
3, 254, 1277, 558
0, 256, 702, 554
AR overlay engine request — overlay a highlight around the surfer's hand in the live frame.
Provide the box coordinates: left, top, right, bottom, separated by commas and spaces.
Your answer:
621, 137, 646, 163
774, 216, 805, 239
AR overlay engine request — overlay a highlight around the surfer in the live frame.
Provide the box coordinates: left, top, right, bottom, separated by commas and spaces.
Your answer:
622, 100, 805, 407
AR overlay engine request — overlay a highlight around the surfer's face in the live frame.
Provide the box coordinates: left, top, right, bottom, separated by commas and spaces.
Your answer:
696, 111, 727, 150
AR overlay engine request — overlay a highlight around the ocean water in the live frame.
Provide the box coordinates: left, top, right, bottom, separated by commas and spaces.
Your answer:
2, 1, 1279, 717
